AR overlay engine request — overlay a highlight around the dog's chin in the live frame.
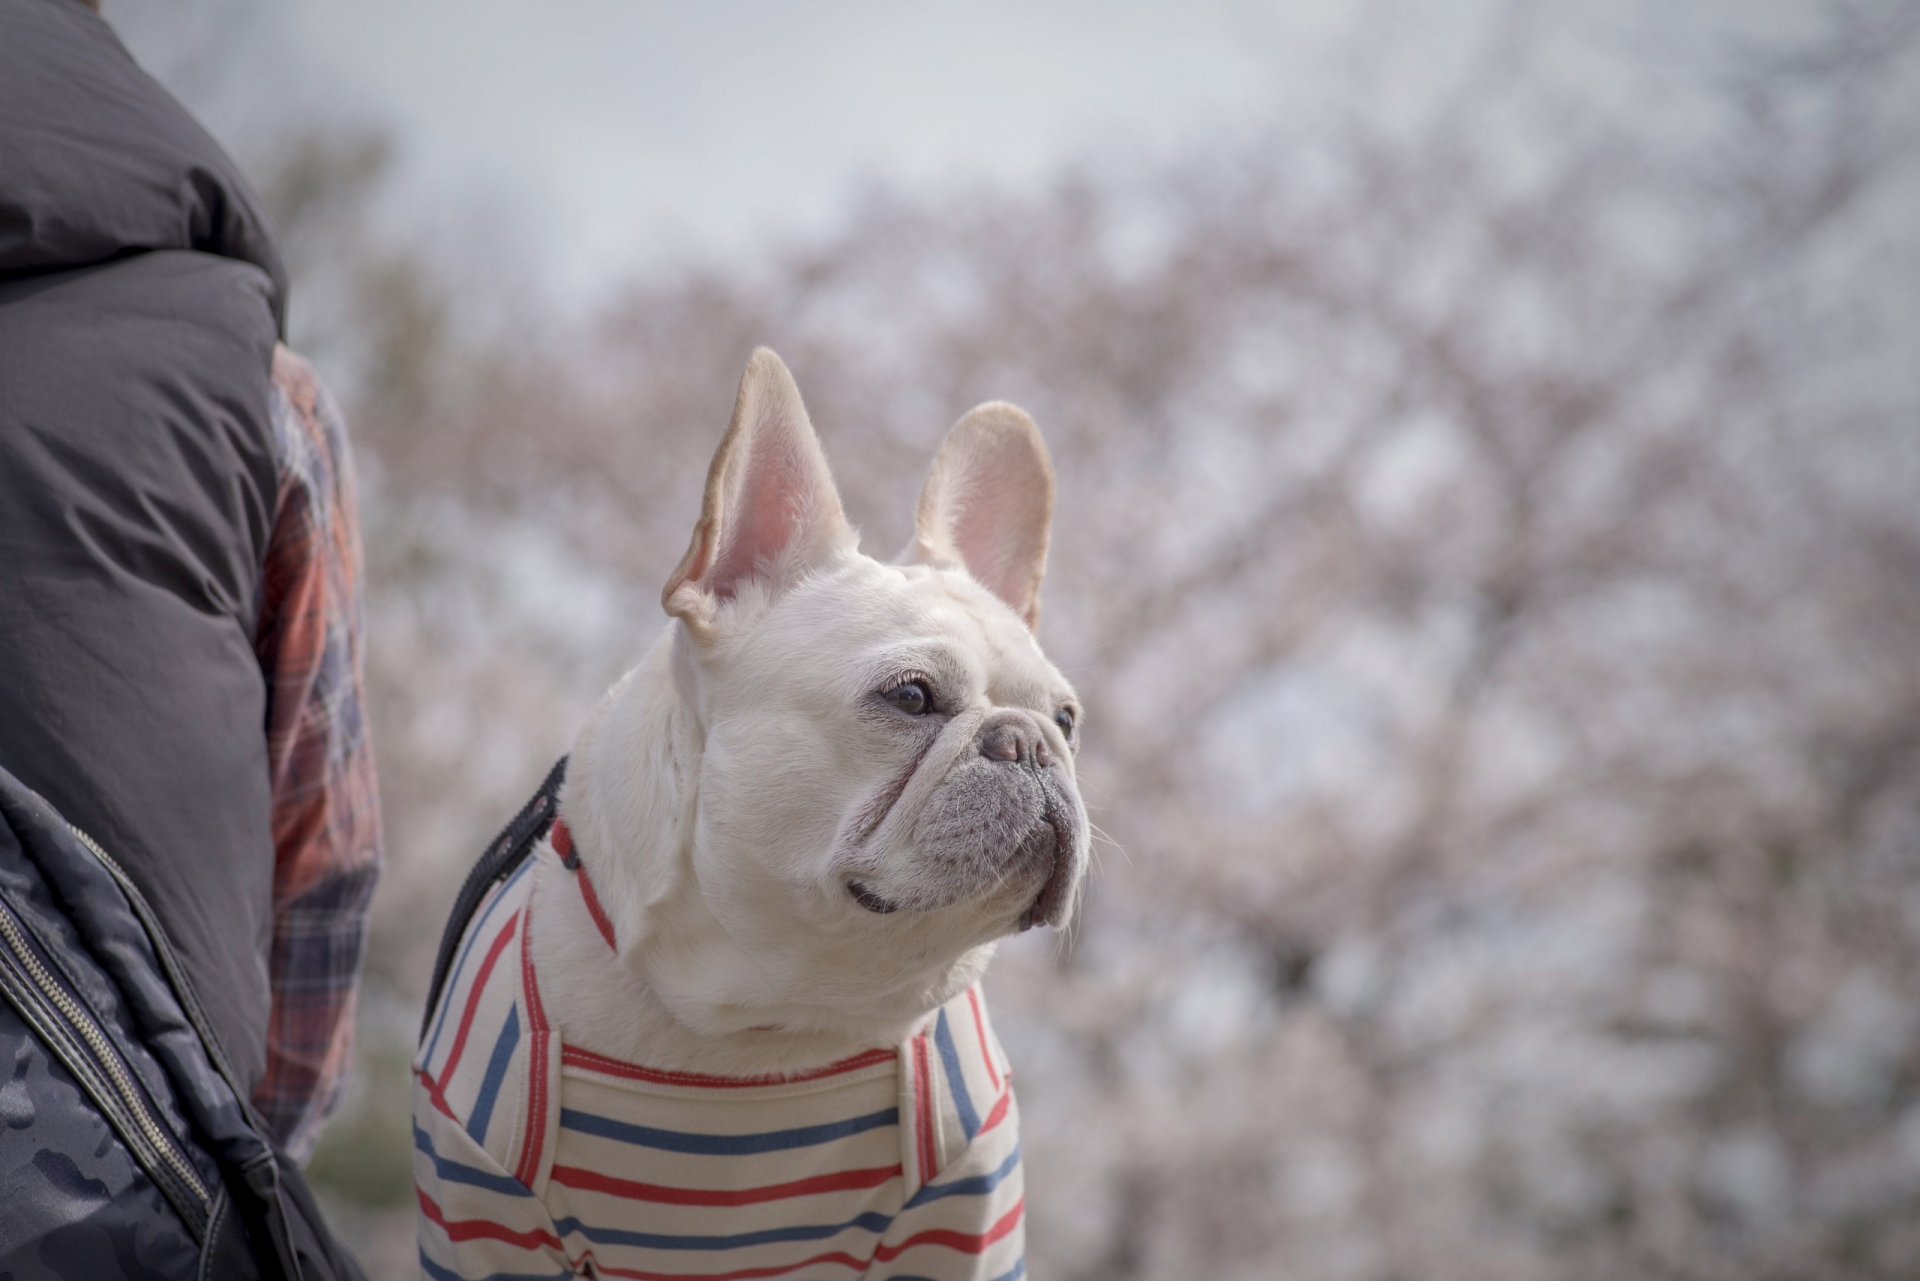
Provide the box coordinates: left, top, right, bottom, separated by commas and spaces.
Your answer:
847, 816, 1078, 934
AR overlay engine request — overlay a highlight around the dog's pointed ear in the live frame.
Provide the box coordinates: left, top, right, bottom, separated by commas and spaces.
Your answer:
664, 348, 853, 638
904, 402, 1054, 630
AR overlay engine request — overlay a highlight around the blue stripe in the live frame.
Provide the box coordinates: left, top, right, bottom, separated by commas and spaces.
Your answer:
424, 857, 535, 1066
559, 1105, 897, 1155
467, 1004, 521, 1145
413, 1121, 534, 1198
418, 1247, 568, 1281
933, 1009, 980, 1137
552, 1210, 894, 1253
904, 1143, 1022, 1210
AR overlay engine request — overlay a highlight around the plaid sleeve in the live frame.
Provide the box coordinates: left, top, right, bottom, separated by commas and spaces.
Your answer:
252, 344, 383, 1158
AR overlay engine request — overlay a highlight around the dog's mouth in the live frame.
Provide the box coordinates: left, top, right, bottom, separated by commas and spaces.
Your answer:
847, 880, 898, 914
847, 811, 1076, 929
1014, 815, 1073, 932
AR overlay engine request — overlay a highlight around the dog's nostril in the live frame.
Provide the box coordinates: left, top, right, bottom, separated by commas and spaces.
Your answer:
979, 724, 1025, 763
980, 719, 1056, 767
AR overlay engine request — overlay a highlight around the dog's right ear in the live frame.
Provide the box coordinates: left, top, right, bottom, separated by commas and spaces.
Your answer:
904, 402, 1054, 630
663, 348, 854, 639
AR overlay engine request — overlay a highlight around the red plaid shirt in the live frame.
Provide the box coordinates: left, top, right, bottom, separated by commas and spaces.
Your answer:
252, 345, 382, 1156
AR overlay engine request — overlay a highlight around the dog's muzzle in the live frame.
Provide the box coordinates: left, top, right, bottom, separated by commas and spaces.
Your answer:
844, 711, 1084, 927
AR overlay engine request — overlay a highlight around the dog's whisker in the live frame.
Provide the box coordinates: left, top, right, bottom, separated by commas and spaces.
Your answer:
1086, 820, 1130, 867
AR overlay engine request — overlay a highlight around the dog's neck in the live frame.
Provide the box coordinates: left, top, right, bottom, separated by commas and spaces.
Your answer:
529, 854, 895, 1076
530, 627, 989, 1077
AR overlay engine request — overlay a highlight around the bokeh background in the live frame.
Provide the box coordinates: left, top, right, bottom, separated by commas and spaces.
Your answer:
103, 2, 1920, 1277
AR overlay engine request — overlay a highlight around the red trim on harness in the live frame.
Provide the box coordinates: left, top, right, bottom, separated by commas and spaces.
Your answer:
912, 1033, 938, 1186
562, 1043, 897, 1088
552, 819, 617, 952
549, 1161, 901, 1206
515, 903, 553, 1187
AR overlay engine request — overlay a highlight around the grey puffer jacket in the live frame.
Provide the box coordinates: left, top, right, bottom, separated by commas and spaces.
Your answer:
0, 0, 290, 1092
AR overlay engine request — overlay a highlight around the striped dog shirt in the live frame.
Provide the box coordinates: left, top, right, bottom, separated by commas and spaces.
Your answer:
413, 837, 1025, 1281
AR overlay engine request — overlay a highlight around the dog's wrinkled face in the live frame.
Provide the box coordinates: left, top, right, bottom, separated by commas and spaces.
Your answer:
650, 349, 1086, 1018
696, 560, 1085, 943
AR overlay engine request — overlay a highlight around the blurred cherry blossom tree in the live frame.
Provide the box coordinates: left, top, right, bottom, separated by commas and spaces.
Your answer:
203, 3, 1920, 1276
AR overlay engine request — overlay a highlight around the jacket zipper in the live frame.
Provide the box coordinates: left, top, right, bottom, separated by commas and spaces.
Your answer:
64, 822, 259, 1115
0, 866, 212, 1231
63, 821, 318, 1281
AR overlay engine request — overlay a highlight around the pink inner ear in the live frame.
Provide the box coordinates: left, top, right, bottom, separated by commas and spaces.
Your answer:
705, 422, 811, 600
948, 446, 1049, 610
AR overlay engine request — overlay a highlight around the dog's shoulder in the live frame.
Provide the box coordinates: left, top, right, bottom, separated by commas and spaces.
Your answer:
414, 854, 550, 1181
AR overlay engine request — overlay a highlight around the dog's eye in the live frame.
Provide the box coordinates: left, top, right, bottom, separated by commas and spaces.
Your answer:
884, 681, 932, 715
1054, 707, 1076, 738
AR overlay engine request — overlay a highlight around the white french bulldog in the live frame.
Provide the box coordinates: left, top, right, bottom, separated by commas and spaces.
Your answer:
537, 346, 1087, 1073
414, 347, 1085, 1280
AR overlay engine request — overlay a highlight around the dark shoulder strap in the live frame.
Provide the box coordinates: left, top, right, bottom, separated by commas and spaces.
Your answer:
418, 756, 567, 1041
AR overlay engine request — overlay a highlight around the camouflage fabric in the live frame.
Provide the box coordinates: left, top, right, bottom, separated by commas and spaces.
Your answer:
0, 999, 207, 1281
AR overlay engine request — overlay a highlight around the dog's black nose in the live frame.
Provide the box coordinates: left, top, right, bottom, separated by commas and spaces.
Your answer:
979, 719, 1050, 768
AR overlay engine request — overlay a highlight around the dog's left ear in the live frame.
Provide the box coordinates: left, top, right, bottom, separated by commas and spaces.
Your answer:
664, 348, 855, 638
904, 402, 1054, 630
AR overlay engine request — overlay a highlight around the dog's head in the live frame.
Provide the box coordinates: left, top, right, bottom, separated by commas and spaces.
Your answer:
577, 348, 1086, 1032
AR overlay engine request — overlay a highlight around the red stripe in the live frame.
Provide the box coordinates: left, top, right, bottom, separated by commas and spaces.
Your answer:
417, 1187, 563, 1252
416, 1068, 460, 1124
872, 1196, 1025, 1262
913, 1034, 937, 1186
552, 819, 618, 951
576, 864, 618, 951
550, 1162, 900, 1206
967, 987, 1002, 1092
976, 1088, 1011, 1136
436, 910, 521, 1087
515, 904, 552, 1186
561, 1044, 896, 1089
580, 1248, 870, 1281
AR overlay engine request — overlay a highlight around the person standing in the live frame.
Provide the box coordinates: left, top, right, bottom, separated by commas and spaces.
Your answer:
0, 0, 380, 1161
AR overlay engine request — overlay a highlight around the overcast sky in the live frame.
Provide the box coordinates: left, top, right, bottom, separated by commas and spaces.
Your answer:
104, 0, 1816, 306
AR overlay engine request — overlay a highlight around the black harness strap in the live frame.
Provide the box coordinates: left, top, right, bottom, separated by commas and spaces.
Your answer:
418, 756, 568, 1041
